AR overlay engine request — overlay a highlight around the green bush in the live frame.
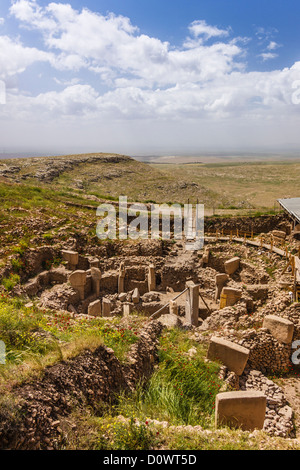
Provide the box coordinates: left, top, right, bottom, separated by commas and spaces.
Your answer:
1, 274, 20, 291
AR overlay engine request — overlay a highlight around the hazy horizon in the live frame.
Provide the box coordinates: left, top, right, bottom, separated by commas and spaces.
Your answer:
1, 1, 300, 154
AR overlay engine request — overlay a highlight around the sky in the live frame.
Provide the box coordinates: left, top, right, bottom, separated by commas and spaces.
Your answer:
1, 0, 300, 156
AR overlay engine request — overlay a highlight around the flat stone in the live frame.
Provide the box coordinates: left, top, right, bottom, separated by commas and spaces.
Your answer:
87, 299, 101, 317
215, 391, 267, 431
207, 336, 250, 375
158, 313, 181, 329
263, 315, 294, 344
224, 257, 240, 275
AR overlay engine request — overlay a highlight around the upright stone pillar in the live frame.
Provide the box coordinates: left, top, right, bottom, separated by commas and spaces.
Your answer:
148, 264, 156, 292
118, 262, 126, 294
215, 273, 229, 301
123, 302, 133, 317
185, 281, 199, 326
62, 250, 79, 271
89, 257, 100, 268
88, 299, 102, 317
91, 267, 101, 296
132, 288, 140, 304
102, 298, 112, 317
69, 270, 86, 300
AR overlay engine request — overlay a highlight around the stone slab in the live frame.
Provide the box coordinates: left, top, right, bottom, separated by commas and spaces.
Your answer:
224, 257, 240, 275
215, 391, 267, 431
263, 314, 294, 344
88, 299, 102, 317
207, 336, 249, 375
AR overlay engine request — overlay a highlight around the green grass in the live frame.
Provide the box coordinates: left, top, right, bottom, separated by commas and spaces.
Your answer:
69, 328, 226, 450
70, 327, 300, 451
0, 294, 141, 376
1, 274, 20, 292
104, 328, 223, 430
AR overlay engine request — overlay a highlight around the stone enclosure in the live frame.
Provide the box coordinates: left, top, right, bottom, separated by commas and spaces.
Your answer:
13, 223, 300, 438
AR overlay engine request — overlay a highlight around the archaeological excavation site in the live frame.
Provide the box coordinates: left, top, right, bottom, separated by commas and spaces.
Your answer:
1, 196, 300, 452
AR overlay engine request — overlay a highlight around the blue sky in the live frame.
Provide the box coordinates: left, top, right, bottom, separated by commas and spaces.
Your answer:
0, 0, 300, 155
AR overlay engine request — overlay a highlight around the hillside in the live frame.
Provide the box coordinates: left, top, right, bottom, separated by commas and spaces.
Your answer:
1, 153, 300, 212
0, 152, 241, 209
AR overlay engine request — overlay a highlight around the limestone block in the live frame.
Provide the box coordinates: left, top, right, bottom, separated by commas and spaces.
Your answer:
89, 257, 100, 268
24, 278, 39, 297
271, 230, 286, 239
185, 281, 199, 326
215, 273, 229, 300
119, 292, 127, 302
216, 273, 229, 285
88, 299, 101, 317
62, 250, 79, 270
215, 391, 267, 431
123, 302, 133, 316
224, 257, 240, 275
69, 270, 86, 286
202, 247, 210, 264
91, 267, 101, 280
91, 267, 101, 296
263, 315, 294, 344
220, 287, 242, 308
68, 270, 86, 300
102, 298, 112, 317
148, 264, 156, 292
158, 313, 180, 329
118, 262, 126, 294
132, 288, 140, 304
207, 336, 250, 375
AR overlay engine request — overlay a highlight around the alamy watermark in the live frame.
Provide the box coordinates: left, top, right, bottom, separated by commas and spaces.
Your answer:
96, 196, 204, 250
291, 340, 300, 365
0, 80, 6, 105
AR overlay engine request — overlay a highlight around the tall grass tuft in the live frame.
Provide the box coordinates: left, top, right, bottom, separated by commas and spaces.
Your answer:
115, 328, 223, 428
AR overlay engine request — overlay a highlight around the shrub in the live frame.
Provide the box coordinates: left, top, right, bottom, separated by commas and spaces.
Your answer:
11, 258, 23, 273
96, 417, 160, 450
1, 274, 20, 291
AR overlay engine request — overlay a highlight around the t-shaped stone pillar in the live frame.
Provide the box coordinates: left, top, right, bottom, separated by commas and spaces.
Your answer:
185, 281, 199, 326
148, 264, 156, 292
61, 250, 79, 271
91, 267, 101, 296
89, 257, 100, 269
215, 273, 229, 301
118, 262, 126, 294
69, 270, 87, 300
